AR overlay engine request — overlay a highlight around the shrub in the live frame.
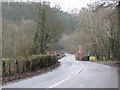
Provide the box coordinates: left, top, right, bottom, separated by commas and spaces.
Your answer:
2, 55, 58, 77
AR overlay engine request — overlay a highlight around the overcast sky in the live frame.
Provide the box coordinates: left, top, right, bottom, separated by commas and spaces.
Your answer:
47, 0, 99, 12
3, 0, 100, 12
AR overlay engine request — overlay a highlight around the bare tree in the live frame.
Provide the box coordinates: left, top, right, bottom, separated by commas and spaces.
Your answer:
77, 1, 119, 60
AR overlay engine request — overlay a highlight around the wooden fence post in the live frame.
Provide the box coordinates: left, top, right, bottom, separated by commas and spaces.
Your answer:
2, 61, 5, 77
22, 59, 25, 73
8, 61, 11, 76
16, 60, 19, 73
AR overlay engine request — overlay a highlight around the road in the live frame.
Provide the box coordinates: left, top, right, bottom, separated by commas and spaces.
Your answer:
1, 54, 118, 88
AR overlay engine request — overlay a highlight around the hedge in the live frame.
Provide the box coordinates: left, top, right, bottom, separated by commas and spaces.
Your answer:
2, 55, 58, 77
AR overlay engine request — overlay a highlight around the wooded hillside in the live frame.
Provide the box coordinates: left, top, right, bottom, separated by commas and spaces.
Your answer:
2, 2, 77, 57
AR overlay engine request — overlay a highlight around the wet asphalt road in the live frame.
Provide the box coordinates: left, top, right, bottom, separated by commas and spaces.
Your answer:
1, 54, 118, 88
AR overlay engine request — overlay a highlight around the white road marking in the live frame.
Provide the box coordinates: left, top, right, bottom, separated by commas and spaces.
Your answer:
78, 63, 85, 73
48, 63, 85, 88
48, 76, 71, 88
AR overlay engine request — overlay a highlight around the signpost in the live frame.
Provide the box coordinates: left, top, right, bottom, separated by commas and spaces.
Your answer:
78, 45, 82, 56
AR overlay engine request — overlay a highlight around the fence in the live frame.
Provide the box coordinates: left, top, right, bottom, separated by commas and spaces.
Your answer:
2, 55, 58, 77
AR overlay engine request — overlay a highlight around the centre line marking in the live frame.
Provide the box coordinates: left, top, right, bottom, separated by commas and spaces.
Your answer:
78, 63, 85, 73
48, 63, 85, 88
48, 76, 71, 88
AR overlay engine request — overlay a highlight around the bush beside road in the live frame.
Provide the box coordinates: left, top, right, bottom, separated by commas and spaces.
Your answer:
1, 54, 59, 84
75, 55, 97, 61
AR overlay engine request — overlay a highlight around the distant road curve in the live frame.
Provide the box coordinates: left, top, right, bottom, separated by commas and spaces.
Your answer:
2, 54, 118, 88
